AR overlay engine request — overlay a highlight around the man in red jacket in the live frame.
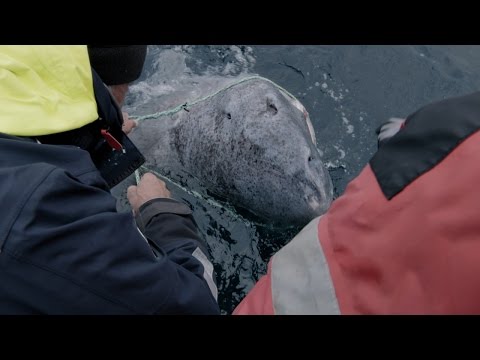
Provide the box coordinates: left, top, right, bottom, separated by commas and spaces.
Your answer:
234, 91, 480, 315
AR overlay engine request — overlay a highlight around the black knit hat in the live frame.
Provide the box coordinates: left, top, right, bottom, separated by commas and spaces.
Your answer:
87, 45, 147, 86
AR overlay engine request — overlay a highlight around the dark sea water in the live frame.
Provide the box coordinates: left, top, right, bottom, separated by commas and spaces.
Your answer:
115, 45, 480, 314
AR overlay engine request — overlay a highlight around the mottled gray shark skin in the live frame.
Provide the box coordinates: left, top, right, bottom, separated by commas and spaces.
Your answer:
129, 78, 333, 227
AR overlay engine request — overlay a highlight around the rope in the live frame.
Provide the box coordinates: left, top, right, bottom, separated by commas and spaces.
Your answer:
130, 75, 300, 122
135, 165, 252, 224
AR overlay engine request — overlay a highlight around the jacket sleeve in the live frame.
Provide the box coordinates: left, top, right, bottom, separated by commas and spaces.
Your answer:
8, 167, 220, 315
134, 198, 219, 308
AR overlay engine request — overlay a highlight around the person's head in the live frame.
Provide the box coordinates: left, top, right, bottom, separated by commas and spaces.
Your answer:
0, 45, 148, 188
87, 45, 147, 106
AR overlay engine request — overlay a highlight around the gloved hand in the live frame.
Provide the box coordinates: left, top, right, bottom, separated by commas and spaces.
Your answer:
376, 117, 405, 148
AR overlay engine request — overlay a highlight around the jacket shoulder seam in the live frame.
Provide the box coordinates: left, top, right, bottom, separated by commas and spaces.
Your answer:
1, 167, 57, 250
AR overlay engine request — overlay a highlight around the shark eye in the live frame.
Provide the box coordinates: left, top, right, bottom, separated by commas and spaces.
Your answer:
266, 98, 278, 115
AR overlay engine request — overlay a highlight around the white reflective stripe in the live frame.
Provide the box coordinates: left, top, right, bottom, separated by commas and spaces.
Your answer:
192, 247, 218, 301
136, 226, 149, 244
271, 216, 340, 314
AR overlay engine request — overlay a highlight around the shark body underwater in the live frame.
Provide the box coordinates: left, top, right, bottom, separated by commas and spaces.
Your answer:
126, 77, 334, 227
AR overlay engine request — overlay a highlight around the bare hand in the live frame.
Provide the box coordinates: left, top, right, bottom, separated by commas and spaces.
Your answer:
127, 173, 171, 214
122, 112, 138, 135
377, 117, 405, 145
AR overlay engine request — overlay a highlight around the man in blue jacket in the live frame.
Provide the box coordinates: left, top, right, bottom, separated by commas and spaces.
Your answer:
0, 45, 219, 314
